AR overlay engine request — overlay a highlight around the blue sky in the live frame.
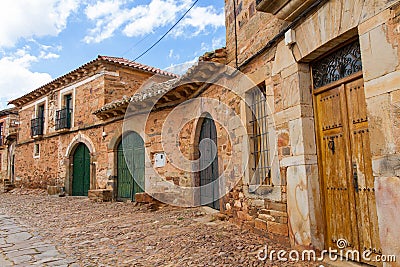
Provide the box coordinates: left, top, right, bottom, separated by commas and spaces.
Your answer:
0, 0, 226, 109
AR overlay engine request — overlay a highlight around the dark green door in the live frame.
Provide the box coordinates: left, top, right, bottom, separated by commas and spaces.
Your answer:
72, 143, 90, 196
117, 132, 145, 201
199, 117, 220, 210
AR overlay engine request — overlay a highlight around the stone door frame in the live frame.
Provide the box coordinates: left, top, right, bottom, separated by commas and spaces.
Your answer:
65, 134, 96, 196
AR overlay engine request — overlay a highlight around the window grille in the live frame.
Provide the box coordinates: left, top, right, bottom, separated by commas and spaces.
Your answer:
31, 117, 44, 136
312, 40, 362, 89
55, 107, 72, 130
249, 84, 271, 186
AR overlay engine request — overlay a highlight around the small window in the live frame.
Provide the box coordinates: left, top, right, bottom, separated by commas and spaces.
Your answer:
33, 143, 40, 158
248, 83, 271, 188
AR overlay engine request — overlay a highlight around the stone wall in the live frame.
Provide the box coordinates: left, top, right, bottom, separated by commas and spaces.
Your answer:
224, 0, 400, 258
0, 116, 7, 181
14, 64, 161, 191
224, 0, 287, 66
0, 113, 18, 182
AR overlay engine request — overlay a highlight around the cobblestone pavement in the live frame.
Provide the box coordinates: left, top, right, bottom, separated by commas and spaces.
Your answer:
0, 191, 320, 266
0, 214, 76, 266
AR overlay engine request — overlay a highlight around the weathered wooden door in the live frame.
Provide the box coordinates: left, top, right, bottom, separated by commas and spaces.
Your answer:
117, 132, 145, 201
72, 143, 90, 196
315, 76, 381, 262
199, 117, 220, 210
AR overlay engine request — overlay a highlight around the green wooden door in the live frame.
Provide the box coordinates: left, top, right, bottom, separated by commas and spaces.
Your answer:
199, 117, 220, 210
117, 132, 145, 201
72, 143, 90, 196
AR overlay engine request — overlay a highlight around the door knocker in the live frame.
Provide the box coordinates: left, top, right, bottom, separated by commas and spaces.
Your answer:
328, 138, 335, 154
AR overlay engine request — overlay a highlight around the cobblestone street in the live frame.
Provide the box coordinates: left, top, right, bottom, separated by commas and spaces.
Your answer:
0, 190, 319, 266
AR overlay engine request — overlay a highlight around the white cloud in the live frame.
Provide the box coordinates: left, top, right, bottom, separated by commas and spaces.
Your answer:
212, 37, 225, 49
165, 57, 197, 75
83, 0, 224, 43
0, 59, 52, 105
194, 36, 226, 57
39, 51, 60, 60
0, 0, 80, 48
0, 46, 57, 107
174, 6, 225, 37
168, 49, 180, 60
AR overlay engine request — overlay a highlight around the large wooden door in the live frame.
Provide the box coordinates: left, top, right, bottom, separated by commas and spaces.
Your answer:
199, 117, 220, 210
315, 76, 381, 262
72, 143, 90, 196
117, 132, 145, 201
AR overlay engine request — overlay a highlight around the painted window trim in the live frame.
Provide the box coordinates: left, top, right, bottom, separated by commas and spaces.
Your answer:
58, 88, 75, 129
32, 98, 47, 136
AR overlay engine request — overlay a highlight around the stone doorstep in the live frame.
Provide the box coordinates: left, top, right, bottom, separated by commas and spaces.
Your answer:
88, 189, 112, 202
134, 192, 154, 204
47, 186, 61, 196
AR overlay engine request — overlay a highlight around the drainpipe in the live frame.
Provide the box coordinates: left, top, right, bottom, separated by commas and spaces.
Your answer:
233, 0, 239, 69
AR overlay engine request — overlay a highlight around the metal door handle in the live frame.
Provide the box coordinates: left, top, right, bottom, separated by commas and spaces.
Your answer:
328, 139, 335, 154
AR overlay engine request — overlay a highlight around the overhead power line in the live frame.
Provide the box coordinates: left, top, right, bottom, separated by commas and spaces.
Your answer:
133, 0, 199, 61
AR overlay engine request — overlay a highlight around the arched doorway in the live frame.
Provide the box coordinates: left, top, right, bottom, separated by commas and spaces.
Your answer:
72, 143, 90, 196
117, 132, 145, 201
199, 116, 220, 210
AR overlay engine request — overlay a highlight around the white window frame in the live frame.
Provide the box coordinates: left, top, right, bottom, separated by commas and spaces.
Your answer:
33, 143, 40, 158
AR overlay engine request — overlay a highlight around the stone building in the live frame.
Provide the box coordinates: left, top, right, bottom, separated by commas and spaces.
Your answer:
7, 0, 400, 265
94, 0, 400, 265
9, 55, 177, 198
0, 108, 18, 189
222, 0, 400, 265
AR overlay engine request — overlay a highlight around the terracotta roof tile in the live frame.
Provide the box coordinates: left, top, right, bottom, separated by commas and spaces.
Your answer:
9, 55, 178, 107
98, 55, 178, 78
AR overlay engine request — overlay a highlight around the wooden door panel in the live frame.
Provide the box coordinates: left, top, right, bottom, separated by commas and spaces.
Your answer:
345, 80, 381, 257
72, 143, 90, 196
316, 86, 356, 249
117, 132, 145, 201
315, 77, 381, 265
199, 117, 220, 210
